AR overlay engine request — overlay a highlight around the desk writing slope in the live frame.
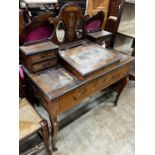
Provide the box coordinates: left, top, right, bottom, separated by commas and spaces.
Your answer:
59, 44, 121, 80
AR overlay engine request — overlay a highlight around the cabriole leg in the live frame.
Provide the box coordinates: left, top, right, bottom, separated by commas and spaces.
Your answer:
40, 120, 51, 155
114, 76, 129, 106
50, 116, 58, 151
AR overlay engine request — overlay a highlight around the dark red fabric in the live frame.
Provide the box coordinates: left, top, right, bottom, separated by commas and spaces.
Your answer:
85, 20, 101, 32
24, 25, 53, 43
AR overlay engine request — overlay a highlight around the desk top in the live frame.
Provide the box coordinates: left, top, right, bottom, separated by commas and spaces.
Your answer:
23, 49, 134, 101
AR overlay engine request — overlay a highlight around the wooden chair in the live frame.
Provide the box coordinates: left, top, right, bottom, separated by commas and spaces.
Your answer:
19, 98, 52, 155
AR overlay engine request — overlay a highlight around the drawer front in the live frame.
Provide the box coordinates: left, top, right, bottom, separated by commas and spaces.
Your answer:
31, 59, 57, 72
57, 63, 131, 114
31, 50, 57, 63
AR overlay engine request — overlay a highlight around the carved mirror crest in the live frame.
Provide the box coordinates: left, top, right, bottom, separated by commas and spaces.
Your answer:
48, 3, 86, 44
20, 4, 105, 46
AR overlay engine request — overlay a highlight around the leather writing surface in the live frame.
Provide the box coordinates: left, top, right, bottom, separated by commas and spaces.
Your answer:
59, 44, 120, 76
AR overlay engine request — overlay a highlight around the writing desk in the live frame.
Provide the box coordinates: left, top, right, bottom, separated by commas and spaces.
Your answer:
22, 50, 134, 150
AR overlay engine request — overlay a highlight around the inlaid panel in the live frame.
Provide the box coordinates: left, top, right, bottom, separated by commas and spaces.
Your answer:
31, 59, 57, 72
59, 44, 120, 77
57, 62, 132, 114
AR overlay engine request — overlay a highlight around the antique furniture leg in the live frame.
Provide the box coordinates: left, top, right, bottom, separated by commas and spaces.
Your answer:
114, 76, 129, 106
40, 120, 52, 155
129, 74, 135, 81
50, 116, 58, 151
129, 38, 135, 81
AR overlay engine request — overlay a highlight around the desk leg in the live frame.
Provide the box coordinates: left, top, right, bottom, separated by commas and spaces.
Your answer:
114, 76, 129, 106
40, 120, 51, 155
50, 116, 58, 151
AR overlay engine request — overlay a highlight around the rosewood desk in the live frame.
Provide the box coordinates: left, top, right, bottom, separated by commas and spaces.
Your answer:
22, 50, 134, 151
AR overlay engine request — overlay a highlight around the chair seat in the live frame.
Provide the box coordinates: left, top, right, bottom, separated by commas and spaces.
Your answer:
19, 98, 42, 141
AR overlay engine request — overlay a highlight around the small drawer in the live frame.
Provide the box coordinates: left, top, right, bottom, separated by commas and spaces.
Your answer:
31, 50, 57, 63
31, 58, 57, 72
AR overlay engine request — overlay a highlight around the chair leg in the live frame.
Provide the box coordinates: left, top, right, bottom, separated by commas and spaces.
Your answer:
40, 120, 52, 155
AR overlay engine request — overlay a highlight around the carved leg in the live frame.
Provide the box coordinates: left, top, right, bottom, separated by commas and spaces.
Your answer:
114, 76, 129, 106
40, 120, 51, 155
50, 116, 58, 151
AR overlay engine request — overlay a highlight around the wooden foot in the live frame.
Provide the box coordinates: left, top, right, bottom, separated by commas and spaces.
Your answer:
50, 116, 58, 151
129, 74, 135, 81
40, 120, 52, 155
114, 76, 129, 106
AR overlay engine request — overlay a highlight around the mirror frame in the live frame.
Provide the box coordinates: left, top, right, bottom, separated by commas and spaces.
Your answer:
76, 18, 84, 39
56, 20, 66, 43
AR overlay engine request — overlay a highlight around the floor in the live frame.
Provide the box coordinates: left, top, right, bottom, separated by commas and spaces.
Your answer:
20, 80, 134, 155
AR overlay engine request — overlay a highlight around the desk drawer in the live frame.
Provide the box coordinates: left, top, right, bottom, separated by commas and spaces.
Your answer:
31, 58, 57, 72
31, 50, 57, 63
58, 63, 131, 114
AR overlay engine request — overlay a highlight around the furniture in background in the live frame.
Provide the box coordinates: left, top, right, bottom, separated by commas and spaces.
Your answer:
105, 0, 125, 47
114, 0, 135, 80
58, 0, 86, 14
86, 0, 110, 28
85, 11, 112, 47
19, 98, 52, 155
117, 1, 135, 42
20, 0, 59, 20
86, 0, 126, 47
